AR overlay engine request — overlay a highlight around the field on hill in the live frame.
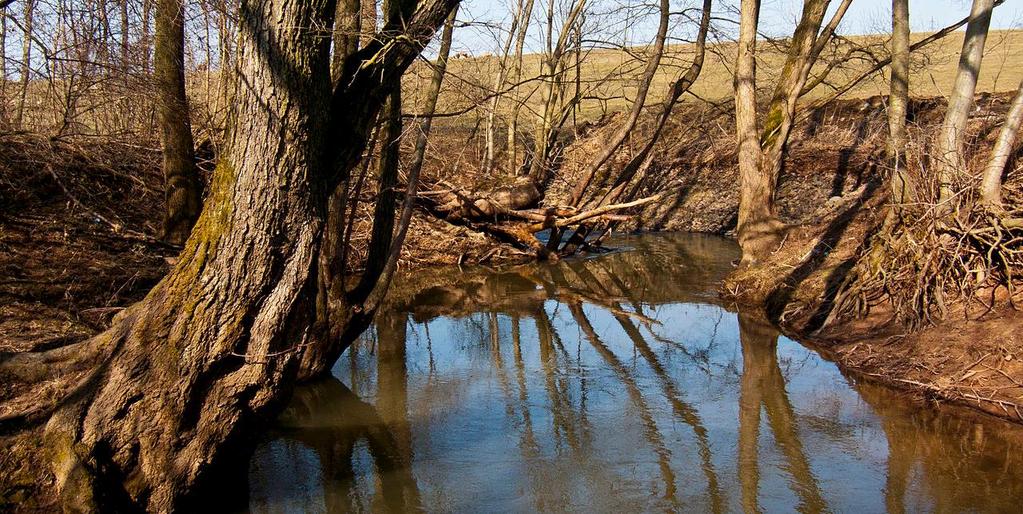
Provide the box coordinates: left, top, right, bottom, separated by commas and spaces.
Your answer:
406, 29, 1023, 123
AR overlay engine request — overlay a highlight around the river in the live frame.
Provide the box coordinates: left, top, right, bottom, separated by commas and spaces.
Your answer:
245, 234, 1023, 513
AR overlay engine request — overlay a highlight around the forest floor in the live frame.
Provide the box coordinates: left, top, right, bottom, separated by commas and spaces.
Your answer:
2, 94, 1021, 431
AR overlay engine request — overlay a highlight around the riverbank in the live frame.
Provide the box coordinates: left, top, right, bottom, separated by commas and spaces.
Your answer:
1, 94, 1020, 424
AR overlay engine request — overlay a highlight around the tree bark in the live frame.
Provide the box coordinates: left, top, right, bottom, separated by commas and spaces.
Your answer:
361, 0, 377, 46
734, 0, 767, 265
1, 0, 460, 508
156, 0, 203, 245
333, 0, 362, 82
935, 0, 994, 204
980, 79, 1023, 206
888, 0, 913, 204
736, 0, 835, 265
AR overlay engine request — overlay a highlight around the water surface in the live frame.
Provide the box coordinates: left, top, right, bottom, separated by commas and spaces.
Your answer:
248, 234, 1023, 513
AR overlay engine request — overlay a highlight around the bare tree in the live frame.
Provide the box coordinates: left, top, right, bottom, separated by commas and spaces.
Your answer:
16, 0, 35, 127
734, 0, 766, 265
888, 0, 913, 204
734, 0, 847, 265
356, 0, 418, 299
505, 0, 535, 173
361, 4, 459, 312
155, 0, 202, 244
568, 0, 670, 207
2, 0, 460, 509
935, 0, 994, 204
980, 79, 1023, 206
483, 0, 526, 172
524, 0, 587, 183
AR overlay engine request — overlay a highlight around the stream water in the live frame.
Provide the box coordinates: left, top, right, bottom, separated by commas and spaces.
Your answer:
245, 234, 1023, 513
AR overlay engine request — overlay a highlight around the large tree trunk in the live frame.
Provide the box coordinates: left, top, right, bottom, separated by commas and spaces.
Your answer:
0, 0, 460, 508
888, 0, 913, 204
39, 1, 337, 508
155, 0, 203, 245
980, 79, 1023, 206
935, 0, 994, 204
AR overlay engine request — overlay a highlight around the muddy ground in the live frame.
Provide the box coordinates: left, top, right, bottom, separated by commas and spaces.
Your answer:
1, 95, 1021, 432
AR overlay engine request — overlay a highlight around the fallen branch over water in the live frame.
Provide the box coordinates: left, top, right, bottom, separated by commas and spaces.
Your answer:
419, 178, 673, 259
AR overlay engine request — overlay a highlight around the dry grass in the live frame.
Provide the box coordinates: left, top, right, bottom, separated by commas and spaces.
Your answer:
409, 29, 1023, 124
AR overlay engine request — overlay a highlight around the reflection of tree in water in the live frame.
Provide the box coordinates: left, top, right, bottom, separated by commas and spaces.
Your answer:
254, 234, 1023, 513
853, 379, 1023, 514
257, 375, 421, 513
253, 308, 420, 513
737, 313, 827, 514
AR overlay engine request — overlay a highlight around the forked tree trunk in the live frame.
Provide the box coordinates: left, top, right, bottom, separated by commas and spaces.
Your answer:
155, 0, 203, 244
736, 0, 835, 265
355, 0, 416, 298
888, 0, 913, 204
935, 0, 994, 204
7, 0, 459, 508
359, 5, 458, 313
980, 79, 1023, 206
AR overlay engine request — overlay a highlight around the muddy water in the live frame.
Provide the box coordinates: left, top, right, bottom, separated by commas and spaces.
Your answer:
247, 234, 1023, 513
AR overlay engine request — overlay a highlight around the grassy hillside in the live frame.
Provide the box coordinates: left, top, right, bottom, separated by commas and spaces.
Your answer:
406, 29, 1023, 123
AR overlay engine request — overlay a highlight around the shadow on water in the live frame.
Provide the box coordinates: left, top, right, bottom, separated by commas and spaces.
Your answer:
243, 233, 1023, 513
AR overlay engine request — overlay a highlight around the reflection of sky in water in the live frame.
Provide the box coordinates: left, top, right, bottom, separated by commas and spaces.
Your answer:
249, 234, 1023, 514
